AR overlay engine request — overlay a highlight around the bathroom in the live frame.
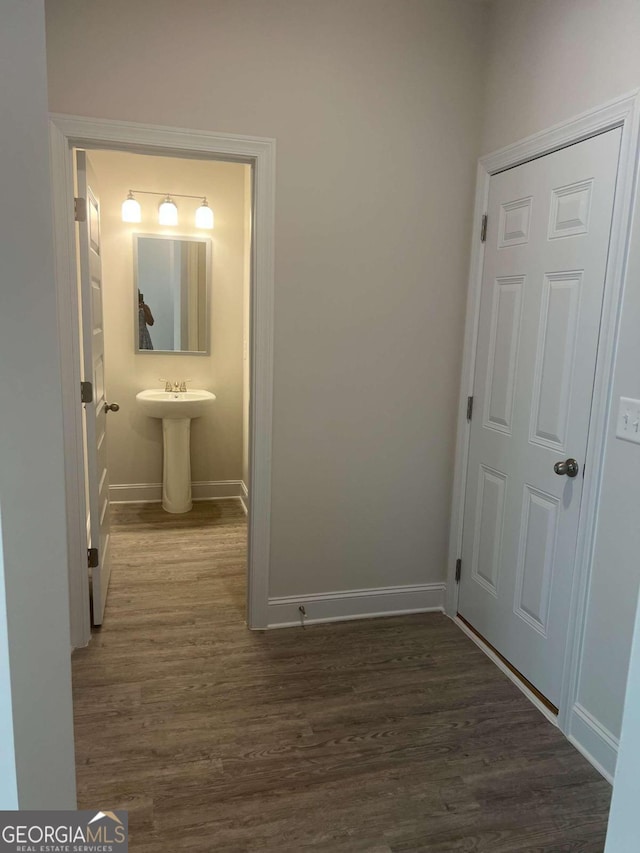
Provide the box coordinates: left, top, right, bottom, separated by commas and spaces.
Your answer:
78, 148, 252, 624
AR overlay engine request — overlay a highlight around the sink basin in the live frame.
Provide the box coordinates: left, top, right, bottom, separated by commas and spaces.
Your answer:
136, 389, 216, 420
136, 388, 216, 514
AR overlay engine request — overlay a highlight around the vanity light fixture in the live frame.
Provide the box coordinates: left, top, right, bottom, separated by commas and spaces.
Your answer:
195, 198, 214, 230
121, 189, 215, 229
121, 191, 141, 223
158, 195, 179, 226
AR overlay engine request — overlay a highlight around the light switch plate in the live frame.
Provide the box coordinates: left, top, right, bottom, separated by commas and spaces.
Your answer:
615, 397, 640, 444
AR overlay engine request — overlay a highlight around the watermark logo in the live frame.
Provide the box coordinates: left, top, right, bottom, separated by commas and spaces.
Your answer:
0, 810, 128, 852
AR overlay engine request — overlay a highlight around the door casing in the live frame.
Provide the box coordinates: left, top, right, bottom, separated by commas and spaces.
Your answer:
446, 91, 640, 779
49, 115, 276, 645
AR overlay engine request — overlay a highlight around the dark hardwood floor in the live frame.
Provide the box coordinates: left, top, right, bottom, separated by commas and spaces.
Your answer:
72, 501, 611, 851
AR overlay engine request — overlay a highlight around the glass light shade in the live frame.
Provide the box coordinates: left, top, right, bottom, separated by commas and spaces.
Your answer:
158, 197, 178, 226
195, 199, 214, 229
121, 193, 141, 223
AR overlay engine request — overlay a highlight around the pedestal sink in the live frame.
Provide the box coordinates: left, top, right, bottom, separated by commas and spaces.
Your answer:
136, 389, 216, 513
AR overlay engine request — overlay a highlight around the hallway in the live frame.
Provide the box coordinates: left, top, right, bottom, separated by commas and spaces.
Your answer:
72, 501, 611, 851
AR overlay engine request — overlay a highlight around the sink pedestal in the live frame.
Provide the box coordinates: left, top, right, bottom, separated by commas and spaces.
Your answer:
162, 418, 193, 513
135, 389, 216, 515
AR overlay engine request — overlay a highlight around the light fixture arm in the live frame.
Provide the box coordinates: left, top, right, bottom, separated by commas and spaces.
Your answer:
127, 189, 207, 201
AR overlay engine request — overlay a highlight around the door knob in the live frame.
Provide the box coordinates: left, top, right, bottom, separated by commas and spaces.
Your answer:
104, 402, 120, 413
554, 458, 579, 478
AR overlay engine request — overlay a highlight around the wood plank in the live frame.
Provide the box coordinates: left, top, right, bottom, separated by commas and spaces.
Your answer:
72, 501, 611, 851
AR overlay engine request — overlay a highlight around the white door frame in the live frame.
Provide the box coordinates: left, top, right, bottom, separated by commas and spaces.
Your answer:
49, 114, 276, 645
446, 92, 640, 748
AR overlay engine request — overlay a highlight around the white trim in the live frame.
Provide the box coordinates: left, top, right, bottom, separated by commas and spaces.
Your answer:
453, 616, 558, 726
239, 481, 249, 515
447, 91, 640, 765
49, 121, 91, 650
559, 94, 640, 739
49, 114, 275, 633
109, 480, 245, 503
445, 156, 490, 618
568, 703, 618, 784
266, 583, 445, 629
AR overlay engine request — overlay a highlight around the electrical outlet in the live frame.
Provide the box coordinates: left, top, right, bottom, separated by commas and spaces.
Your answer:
615, 397, 640, 444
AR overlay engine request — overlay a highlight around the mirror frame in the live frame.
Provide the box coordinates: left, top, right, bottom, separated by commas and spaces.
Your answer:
133, 233, 212, 356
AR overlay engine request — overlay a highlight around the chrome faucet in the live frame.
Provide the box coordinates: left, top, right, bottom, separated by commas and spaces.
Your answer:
159, 378, 190, 392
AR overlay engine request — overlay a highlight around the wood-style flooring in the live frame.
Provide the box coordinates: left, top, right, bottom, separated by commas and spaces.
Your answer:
72, 501, 611, 852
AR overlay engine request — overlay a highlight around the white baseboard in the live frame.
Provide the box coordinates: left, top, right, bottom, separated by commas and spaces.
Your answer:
266, 583, 445, 629
109, 480, 244, 503
568, 703, 618, 784
452, 614, 617, 784
239, 481, 248, 515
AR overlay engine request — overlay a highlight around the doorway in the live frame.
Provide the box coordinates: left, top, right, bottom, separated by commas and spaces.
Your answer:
49, 116, 276, 644
447, 93, 640, 773
75, 147, 252, 626
458, 128, 621, 709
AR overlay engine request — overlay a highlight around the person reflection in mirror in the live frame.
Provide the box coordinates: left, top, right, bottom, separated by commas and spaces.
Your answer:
138, 289, 154, 350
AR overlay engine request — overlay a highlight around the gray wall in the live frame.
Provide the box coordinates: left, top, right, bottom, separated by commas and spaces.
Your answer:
44, 0, 640, 757
0, 0, 76, 808
2, 0, 638, 814
45, 0, 489, 597
484, 0, 640, 747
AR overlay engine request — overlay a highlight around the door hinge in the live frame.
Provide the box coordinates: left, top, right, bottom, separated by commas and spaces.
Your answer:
480, 214, 488, 242
80, 380, 93, 404
466, 396, 474, 422
74, 196, 87, 222
87, 547, 99, 569
455, 558, 462, 584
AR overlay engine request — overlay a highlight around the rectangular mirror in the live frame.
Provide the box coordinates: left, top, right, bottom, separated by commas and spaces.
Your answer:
134, 234, 211, 355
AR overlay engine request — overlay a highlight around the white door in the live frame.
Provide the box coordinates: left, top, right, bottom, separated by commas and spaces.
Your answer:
458, 129, 621, 707
76, 151, 115, 626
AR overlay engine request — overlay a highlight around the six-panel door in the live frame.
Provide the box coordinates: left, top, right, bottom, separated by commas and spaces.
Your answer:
458, 129, 622, 706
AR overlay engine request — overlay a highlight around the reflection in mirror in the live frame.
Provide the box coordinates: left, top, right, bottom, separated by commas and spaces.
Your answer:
134, 234, 211, 354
